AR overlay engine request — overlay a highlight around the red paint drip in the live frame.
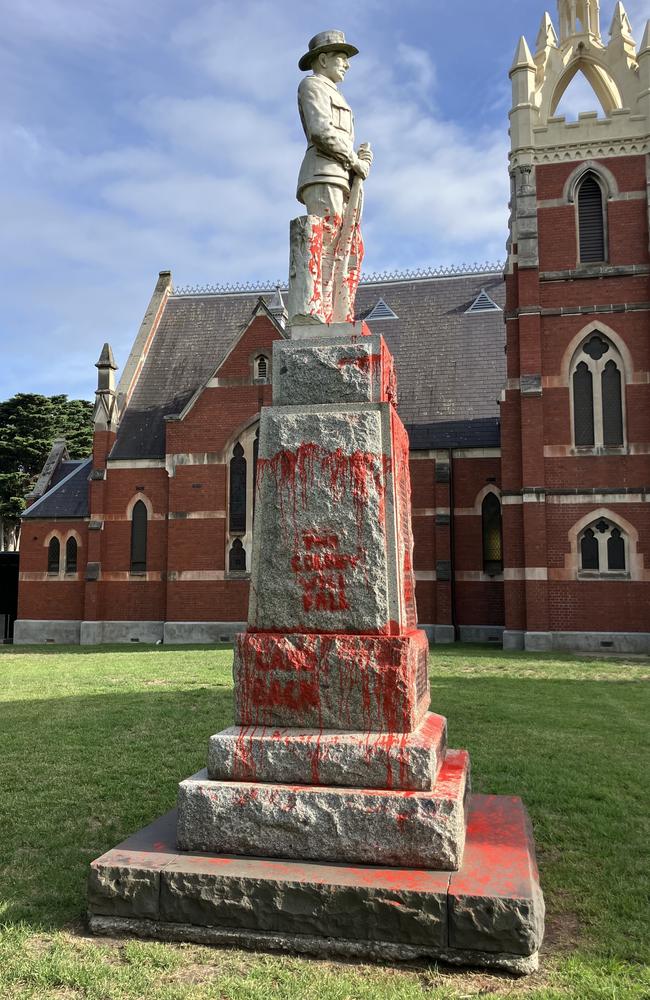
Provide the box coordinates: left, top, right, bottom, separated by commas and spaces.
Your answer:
256, 442, 389, 548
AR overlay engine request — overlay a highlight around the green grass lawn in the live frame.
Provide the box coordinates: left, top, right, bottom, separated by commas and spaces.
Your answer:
0, 643, 648, 999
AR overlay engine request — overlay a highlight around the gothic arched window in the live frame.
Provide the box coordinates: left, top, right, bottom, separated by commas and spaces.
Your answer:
579, 518, 627, 575
482, 493, 503, 576
229, 538, 247, 572
130, 500, 148, 574
47, 537, 60, 574
254, 355, 269, 383
226, 424, 259, 576
577, 172, 606, 263
65, 537, 78, 574
571, 334, 625, 449
229, 443, 247, 534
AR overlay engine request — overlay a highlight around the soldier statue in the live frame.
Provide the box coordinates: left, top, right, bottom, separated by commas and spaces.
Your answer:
288, 30, 373, 328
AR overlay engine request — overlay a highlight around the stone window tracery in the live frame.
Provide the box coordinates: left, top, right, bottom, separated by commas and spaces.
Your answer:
579, 518, 628, 576
571, 334, 625, 450
226, 423, 259, 575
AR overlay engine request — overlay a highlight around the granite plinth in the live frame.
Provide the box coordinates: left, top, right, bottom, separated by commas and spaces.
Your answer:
249, 402, 417, 634
208, 711, 447, 790
272, 331, 397, 407
176, 750, 469, 870
234, 629, 430, 732
88, 795, 544, 975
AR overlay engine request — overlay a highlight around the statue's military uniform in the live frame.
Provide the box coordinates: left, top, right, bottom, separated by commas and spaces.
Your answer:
297, 74, 356, 214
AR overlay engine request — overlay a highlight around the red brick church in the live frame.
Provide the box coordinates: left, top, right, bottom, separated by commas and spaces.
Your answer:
16, 2, 650, 652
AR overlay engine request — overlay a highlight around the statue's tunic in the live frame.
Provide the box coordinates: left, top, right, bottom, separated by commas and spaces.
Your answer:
297, 75, 356, 203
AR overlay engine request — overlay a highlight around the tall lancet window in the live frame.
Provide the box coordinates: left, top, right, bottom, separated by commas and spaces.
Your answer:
229, 443, 247, 534
65, 537, 78, 574
482, 493, 503, 577
130, 500, 148, 574
577, 173, 606, 263
47, 537, 60, 574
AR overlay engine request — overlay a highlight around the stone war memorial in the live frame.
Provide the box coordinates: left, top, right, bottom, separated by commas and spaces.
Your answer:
87, 30, 545, 974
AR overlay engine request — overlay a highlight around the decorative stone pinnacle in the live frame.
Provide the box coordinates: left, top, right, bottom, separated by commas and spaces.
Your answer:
640, 20, 650, 55
609, 2, 634, 42
510, 35, 535, 74
95, 343, 118, 370
536, 12, 559, 52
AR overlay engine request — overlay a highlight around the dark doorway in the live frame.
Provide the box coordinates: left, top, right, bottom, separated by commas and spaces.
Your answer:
0, 552, 19, 642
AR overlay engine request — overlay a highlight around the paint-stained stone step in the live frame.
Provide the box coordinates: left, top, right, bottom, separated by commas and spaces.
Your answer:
208, 712, 448, 791
177, 749, 469, 871
234, 629, 430, 732
87, 794, 544, 975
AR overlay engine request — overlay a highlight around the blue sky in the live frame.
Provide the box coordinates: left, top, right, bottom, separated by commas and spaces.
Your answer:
1, 0, 647, 401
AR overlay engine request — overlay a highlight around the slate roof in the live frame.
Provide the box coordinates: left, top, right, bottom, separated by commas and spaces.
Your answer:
112, 269, 506, 460
22, 459, 91, 520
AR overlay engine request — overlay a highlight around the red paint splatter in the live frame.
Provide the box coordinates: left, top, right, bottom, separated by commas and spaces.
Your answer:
256, 442, 389, 547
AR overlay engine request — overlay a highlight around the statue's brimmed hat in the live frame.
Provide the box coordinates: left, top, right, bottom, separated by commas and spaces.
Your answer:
299, 30, 359, 72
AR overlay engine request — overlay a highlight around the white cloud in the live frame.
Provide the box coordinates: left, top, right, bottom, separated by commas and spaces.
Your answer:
0, 0, 515, 400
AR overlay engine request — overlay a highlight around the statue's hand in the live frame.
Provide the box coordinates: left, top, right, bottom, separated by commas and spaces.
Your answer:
352, 144, 373, 179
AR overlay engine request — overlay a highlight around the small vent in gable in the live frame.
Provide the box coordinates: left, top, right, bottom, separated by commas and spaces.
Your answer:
366, 298, 398, 321
466, 289, 501, 314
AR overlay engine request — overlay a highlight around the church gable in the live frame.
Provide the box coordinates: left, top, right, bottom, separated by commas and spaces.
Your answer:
214, 301, 287, 382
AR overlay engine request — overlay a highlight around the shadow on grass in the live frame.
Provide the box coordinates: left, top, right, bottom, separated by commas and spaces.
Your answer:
0, 643, 235, 656
1, 675, 648, 965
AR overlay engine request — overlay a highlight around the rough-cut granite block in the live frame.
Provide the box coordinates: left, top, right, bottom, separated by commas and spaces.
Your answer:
249, 402, 417, 634
208, 711, 447, 790
234, 629, 430, 732
176, 750, 469, 870
448, 794, 545, 957
272, 332, 397, 407
88, 795, 542, 974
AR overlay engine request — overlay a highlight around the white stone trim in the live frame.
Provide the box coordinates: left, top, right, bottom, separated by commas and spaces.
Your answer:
546, 493, 650, 504
503, 567, 548, 581
455, 571, 504, 582
107, 459, 167, 469
414, 570, 436, 581
168, 571, 227, 582
453, 448, 501, 459
168, 511, 226, 520
409, 451, 449, 461
100, 572, 165, 582
126, 493, 155, 519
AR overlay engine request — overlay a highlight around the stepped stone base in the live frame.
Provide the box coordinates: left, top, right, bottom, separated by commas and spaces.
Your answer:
208, 711, 447, 790
88, 795, 544, 975
177, 750, 469, 870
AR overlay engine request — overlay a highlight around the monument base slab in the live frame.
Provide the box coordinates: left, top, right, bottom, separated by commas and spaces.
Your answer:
87, 795, 543, 976
207, 711, 447, 790
177, 750, 469, 870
